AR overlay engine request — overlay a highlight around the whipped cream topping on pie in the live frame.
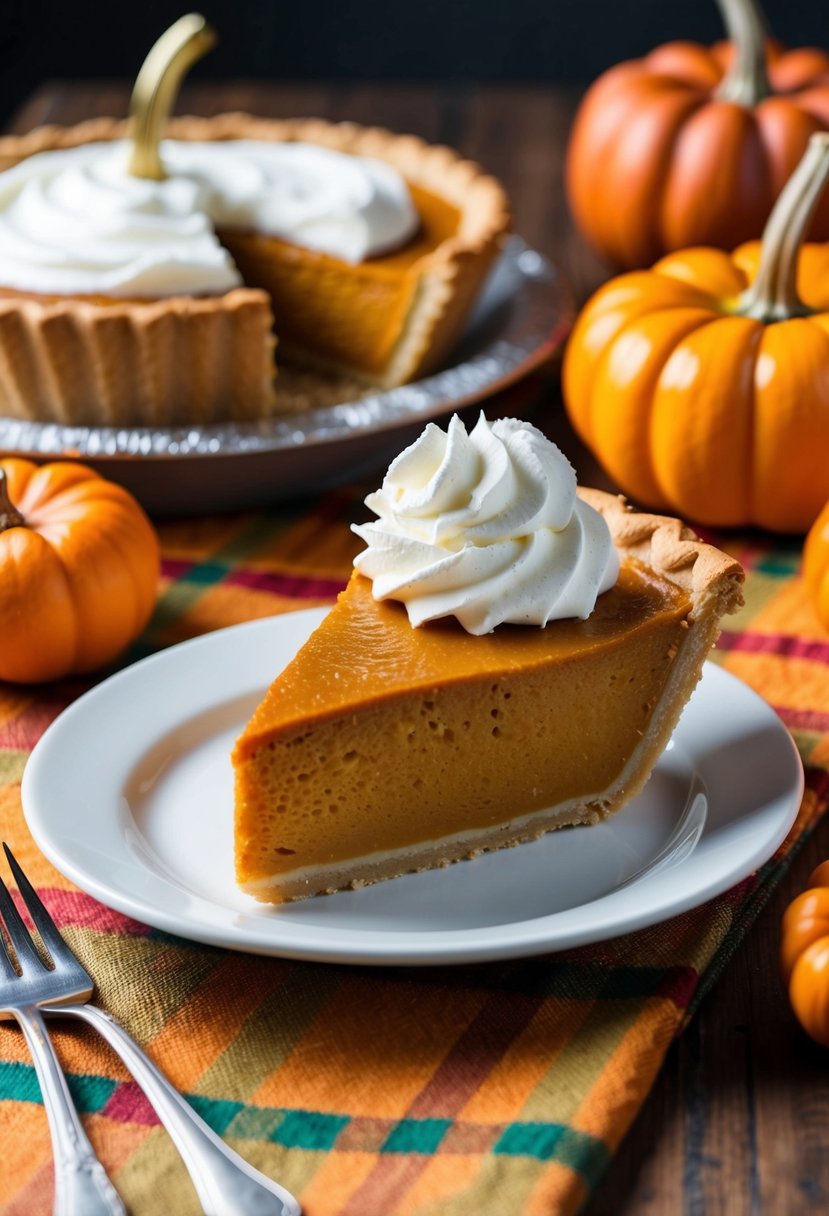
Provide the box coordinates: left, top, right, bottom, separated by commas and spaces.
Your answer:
0, 139, 419, 296
353, 414, 620, 634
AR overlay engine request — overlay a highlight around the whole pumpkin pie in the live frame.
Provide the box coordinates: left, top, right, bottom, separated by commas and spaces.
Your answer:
0, 116, 508, 427
233, 415, 744, 903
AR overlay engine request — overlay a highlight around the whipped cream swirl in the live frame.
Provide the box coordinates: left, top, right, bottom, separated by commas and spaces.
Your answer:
353, 414, 619, 635
0, 139, 419, 297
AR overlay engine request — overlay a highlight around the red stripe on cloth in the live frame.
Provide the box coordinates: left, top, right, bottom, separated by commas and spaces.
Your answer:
0, 687, 86, 751
339, 1158, 430, 1216
718, 631, 829, 663
776, 706, 829, 733
160, 557, 192, 579
102, 1080, 161, 1126
224, 569, 346, 599
657, 966, 698, 1012
159, 556, 345, 600
38, 889, 152, 937
406, 991, 545, 1119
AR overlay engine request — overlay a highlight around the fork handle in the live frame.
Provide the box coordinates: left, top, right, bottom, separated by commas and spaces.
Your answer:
44, 1003, 300, 1216
16, 1006, 125, 1216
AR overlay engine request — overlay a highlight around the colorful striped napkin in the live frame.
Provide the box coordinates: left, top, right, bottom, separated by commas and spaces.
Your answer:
0, 412, 825, 1215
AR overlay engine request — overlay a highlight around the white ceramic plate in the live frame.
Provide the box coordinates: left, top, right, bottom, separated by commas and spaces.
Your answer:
0, 240, 572, 514
22, 609, 803, 966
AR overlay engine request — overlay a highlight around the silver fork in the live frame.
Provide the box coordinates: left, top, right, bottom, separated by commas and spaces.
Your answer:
3, 845, 301, 1216
0, 848, 125, 1215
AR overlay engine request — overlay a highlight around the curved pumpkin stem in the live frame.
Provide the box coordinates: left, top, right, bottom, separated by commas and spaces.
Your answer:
714, 0, 771, 106
128, 13, 217, 181
736, 132, 829, 322
0, 469, 25, 533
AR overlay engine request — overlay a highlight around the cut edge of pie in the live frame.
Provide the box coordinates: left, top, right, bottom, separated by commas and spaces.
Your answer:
0, 115, 510, 424
233, 490, 744, 903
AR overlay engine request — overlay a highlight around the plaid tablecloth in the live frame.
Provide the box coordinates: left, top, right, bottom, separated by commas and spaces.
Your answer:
0, 395, 825, 1215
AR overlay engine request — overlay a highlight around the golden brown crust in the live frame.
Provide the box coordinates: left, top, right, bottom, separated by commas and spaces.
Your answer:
0, 116, 511, 397
578, 488, 745, 620
0, 288, 277, 427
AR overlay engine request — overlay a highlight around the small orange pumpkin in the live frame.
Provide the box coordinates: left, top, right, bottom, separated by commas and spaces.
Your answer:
782, 862, 829, 1048
803, 501, 829, 628
563, 131, 829, 533
566, 0, 829, 269
0, 459, 159, 684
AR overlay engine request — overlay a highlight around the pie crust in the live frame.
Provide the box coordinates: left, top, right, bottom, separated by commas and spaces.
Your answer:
233, 489, 744, 903
0, 116, 510, 425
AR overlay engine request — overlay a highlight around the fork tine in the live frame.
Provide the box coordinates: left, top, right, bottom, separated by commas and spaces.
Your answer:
2, 844, 79, 971
0, 865, 42, 971
0, 921, 19, 981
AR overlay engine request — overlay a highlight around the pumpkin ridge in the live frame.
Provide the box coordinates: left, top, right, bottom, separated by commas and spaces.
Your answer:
649, 315, 762, 525
588, 308, 718, 508
1, 528, 80, 683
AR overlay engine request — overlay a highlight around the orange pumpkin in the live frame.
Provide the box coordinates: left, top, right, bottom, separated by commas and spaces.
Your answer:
803, 501, 829, 628
563, 131, 829, 533
0, 459, 159, 684
566, 0, 829, 269
782, 863, 829, 1048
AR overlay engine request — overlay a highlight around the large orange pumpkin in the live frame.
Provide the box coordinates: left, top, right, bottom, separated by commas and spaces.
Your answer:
563, 131, 829, 533
566, 0, 829, 269
0, 459, 159, 683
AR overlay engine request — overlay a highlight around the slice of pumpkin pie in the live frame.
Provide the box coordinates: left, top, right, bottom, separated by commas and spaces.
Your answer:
233, 415, 744, 903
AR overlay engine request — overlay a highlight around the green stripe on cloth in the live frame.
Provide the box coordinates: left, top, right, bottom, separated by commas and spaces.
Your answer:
273, 1110, 349, 1151
0, 1060, 117, 1112
494, 1122, 610, 1186
382, 1117, 452, 1153
0, 1060, 43, 1104
185, 1094, 244, 1135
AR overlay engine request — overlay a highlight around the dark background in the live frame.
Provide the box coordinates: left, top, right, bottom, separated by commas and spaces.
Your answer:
2, 0, 828, 127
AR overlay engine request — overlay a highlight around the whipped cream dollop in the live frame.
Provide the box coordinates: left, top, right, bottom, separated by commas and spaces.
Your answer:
352, 414, 620, 635
0, 139, 419, 296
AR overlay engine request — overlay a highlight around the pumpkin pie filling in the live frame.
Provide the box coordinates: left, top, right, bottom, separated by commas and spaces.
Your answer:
233, 564, 693, 895
220, 184, 463, 377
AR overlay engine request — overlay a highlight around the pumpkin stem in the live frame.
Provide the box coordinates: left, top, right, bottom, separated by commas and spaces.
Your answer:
0, 469, 25, 533
736, 132, 829, 322
714, 0, 771, 106
127, 13, 217, 181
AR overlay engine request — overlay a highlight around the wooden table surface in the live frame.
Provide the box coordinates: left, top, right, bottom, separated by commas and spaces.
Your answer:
9, 79, 829, 1216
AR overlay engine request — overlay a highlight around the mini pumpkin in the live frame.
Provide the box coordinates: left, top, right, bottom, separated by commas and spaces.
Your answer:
803, 501, 829, 628
0, 459, 159, 684
566, 0, 829, 268
782, 861, 829, 1048
563, 131, 829, 533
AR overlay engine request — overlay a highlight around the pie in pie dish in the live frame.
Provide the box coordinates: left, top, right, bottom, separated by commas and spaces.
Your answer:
232, 416, 744, 903
0, 116, 509, 427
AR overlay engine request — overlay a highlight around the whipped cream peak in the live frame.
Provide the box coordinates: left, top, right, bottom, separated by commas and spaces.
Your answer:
353, 414, 619, 635
0, 139, 419, 297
